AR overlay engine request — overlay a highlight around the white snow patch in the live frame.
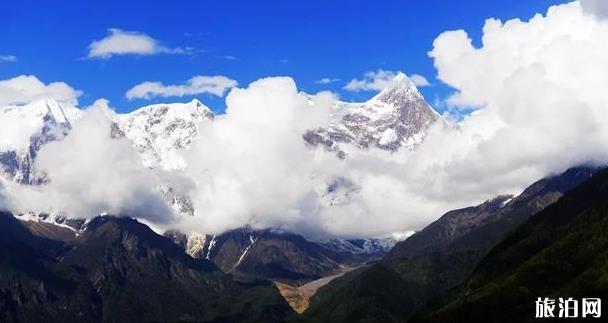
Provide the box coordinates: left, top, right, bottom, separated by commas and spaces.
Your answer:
205, 234, 217, 260
378, 128, 398, 145
234, 235, 257, 269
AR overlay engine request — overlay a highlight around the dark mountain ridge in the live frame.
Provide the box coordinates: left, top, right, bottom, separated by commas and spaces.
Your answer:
0, 213, 293, 323
414, 166, 608, 322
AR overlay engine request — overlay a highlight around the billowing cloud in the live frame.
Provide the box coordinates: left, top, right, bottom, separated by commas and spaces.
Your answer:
0, 75, 82, 107
126, 75, 238, 100
5, 104, 175, 222
0, 55, 17, 63
344, 70, 429, 91
423, 0, 608, 198
85, 98, 112, 110
87, 28, 190, 59
176, 78, 334, 235
580, 0, 608, 18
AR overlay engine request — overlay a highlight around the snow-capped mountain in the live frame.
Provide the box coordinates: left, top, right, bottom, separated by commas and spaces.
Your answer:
317, 237, 399, 258
0, 99, 213, 219
116, 99, 214, 170
0, 98, 214, 185
304, 73, 439, 154
114, 99, 214, 216
0, 99, 82, 184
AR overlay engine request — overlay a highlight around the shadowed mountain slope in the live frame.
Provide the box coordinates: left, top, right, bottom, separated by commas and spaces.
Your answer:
300, 167, 596, 323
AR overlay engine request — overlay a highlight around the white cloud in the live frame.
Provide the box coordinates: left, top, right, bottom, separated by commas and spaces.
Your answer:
177, 77, 335, 235
0, 75, 82, 107
0, 55, 17, 63
315, 78, 341, 84
580, 0, 608, 18
344, 70, 429, 91
408, 74, 430, 87
87, 28, 190, 59
422, 0, 608, 202
126, 75, 238, 100
5, 104, 175, 222
85, 98, 112, 110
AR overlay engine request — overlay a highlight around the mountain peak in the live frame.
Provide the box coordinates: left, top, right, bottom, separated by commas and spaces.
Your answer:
2, 98, 81, 125
392, 72, 409, 83
129, 99, 213, 118
0, 99, 81, 152
371, 73, 422, 104
189, 98, 204, 108
304, 73, 440, 152
117, 100, 214, 170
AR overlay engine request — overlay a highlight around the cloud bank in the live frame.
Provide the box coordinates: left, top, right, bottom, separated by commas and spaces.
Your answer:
126, 75, 238, 100
87, 28, 190, 59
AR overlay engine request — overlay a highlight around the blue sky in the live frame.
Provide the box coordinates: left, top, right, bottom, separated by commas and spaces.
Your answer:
1, 0, 568, 114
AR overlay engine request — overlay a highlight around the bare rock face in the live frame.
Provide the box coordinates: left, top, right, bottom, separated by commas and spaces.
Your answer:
304, 73, 440, 153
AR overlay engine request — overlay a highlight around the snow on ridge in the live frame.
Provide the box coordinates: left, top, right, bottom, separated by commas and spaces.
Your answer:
0, 99, 81, 152
304, 73, 441, 153
115, 99, 214, 170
